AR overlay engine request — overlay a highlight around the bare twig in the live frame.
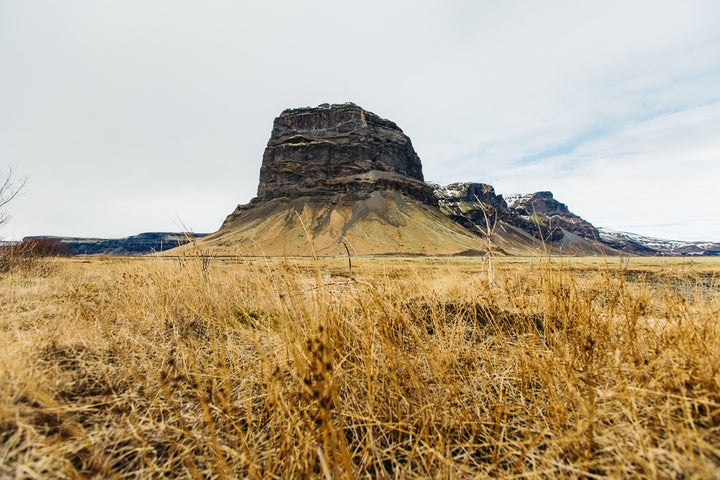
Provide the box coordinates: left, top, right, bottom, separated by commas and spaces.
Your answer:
0, 167, 28, 229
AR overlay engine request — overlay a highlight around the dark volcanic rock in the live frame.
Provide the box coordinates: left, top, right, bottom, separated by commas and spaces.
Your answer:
254, 103, 435, 205
505, 191, 600, 241
24, 232, 208, 256
434, 182, 508, 210
432, 182, 510, 234
433, 183, 600, 243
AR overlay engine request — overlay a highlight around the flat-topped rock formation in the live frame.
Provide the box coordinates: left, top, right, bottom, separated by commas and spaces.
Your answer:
183, 103, 657, 257
200, 104, 492, 256
252, 102, 434, 204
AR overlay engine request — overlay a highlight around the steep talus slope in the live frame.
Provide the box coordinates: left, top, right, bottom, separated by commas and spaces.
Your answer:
201, 192, 488, 256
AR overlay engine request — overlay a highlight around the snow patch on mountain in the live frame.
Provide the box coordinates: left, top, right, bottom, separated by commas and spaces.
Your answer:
598, 228, 720, 256
504, 194, 533, 209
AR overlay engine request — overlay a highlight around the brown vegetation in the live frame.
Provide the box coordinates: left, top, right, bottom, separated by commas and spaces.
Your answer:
0, 238, 73, 274
1, 254, 719, 478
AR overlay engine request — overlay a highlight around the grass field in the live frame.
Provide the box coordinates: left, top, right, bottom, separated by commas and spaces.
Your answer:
1, 254, 719, 478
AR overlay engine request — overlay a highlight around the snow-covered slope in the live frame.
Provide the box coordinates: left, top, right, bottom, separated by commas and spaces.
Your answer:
598, 228, 720, 256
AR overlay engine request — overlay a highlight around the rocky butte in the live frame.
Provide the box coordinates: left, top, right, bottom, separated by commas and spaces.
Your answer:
199, 103, 489, 256
191, 103, 680, 257
253, 103, 435, 205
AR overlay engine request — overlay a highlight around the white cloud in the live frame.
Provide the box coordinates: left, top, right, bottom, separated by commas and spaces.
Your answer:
488, 103, 720, 241
1, 0, 719, 241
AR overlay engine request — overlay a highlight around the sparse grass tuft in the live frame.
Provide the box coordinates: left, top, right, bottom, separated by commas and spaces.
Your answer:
1, 255, 719, 478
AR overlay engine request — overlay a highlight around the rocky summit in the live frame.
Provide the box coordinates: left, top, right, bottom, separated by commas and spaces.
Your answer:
253, 103, 435, 206
199, 104, 489, 256
432, 183, 615, 255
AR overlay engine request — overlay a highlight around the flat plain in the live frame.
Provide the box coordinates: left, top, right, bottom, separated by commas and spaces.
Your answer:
1, 254, 719, 478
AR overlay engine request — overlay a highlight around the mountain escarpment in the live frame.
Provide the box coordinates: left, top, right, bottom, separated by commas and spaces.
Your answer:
250, 103, 435, 206
201, 104, 488, 256
432, 183, 615, 255
191, 103, 632, 257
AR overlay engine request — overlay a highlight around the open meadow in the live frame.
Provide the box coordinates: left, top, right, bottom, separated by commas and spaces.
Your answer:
1, 253, 719, 478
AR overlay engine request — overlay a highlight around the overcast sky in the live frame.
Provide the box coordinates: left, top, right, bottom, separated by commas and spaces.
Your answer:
1, 1, 719, 241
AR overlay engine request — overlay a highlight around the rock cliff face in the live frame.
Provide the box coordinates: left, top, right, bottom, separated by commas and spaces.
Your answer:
433, 183, 607, 253
206, 104, 490, 256
431, 182, 509, 233
505, 191, 600, 241
193, 103, 631, 257
253, 103, 434, 204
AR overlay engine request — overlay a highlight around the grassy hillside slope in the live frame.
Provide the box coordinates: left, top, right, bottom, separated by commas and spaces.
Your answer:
197, 191, 542, 257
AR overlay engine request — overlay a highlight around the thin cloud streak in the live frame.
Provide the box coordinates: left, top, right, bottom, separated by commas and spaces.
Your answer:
488, 102, 720, 241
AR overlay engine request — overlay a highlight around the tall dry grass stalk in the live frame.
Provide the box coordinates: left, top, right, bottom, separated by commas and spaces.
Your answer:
1, 254, 719, 478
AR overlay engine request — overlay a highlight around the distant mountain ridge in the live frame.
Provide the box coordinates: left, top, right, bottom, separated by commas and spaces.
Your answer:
598, 228, 720, 256
24, 232, 208, 256
431, 181, 719, 256
431, 183, 615, 256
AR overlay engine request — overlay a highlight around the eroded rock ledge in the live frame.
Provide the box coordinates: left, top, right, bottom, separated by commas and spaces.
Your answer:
259, 103, 432, 197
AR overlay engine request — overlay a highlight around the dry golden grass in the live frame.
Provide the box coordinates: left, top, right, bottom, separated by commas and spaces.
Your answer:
1, 253, 719, 478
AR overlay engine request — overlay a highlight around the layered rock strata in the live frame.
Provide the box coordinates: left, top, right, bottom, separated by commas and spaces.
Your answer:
504, 191, 600, 241
196, 104, 617, 256
238, 103, 434, 208
209, 104, 489, 256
